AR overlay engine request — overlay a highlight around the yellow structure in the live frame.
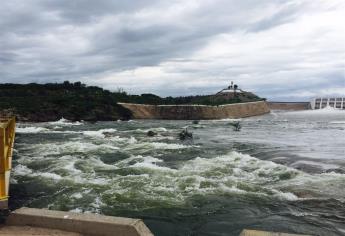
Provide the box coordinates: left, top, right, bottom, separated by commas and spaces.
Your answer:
0, 117, 16, 209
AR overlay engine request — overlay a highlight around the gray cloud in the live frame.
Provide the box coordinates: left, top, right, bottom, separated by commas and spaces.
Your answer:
0, 0, 344, 101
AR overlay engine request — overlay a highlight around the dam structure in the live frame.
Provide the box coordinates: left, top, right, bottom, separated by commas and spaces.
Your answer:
267, 102, 310, 110
119, 83, 270, 120
310, 97, 345, 110
119, 101, 270, 120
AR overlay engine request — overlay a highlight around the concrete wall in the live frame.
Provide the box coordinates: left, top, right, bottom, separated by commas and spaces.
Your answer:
6, 207, 153, 236
240, 229, 309, 236
267, 102, 310, 111
119, 101, 270, 120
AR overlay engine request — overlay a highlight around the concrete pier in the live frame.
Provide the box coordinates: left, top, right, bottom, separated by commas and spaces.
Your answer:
2, 208, 153, 236
240, 229, 310, 236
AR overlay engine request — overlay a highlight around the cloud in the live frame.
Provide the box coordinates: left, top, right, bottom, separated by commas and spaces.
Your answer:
0, 0, 344, 101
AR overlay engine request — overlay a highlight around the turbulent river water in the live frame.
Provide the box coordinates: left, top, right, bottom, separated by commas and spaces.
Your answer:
11, 108, 345, 236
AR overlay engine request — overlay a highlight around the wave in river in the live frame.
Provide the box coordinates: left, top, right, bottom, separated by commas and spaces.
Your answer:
48, 118, 83, 126
16, 126, 50, 133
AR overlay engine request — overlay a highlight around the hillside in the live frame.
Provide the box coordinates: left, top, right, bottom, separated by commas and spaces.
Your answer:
0, 82, 132, 122
0, 82, 264, 122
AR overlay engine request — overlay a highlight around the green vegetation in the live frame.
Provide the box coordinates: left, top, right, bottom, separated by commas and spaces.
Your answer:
0, 81, 264, 121
0, 82, 131, 121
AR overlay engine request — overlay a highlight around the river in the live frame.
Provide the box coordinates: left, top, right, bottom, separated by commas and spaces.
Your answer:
11, 108, 345, 235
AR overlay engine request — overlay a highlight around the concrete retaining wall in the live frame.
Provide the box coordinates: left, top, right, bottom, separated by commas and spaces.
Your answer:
240, 229, 310, 236
267, 102, 310, 110
6, 207, 153, 236
119, 101, 270, 120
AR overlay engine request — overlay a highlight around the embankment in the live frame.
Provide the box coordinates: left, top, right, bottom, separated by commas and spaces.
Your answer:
268, 102, 310, 110
119, 101, 270, 120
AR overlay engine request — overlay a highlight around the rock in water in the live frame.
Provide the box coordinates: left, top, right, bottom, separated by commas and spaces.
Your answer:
147, 130, 157, 137
103, 132, 113, 138
229, 121, 241, 131
179, 129, 193, 140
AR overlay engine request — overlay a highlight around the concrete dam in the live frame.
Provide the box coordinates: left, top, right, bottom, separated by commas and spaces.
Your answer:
267, 102, 310, 110
118, 101, 270, 120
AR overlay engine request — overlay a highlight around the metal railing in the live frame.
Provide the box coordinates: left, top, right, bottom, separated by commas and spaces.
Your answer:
0, 117, 16, 209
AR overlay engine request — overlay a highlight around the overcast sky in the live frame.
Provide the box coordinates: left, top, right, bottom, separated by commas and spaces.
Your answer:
0, 0, 344, 101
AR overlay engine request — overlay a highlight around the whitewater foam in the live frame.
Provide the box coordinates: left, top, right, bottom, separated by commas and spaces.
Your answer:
13, 164, 63, 181
330, 120, 345, 124
150, 142, 193, 150
83, 128, 117, 138
124, 141, 194, 151
48, 118, 83, 126
129, 155, 175, 172
131, 127, 168, 133
100, 152, 310, 202
26, 141, 120, 156
217, 118, 242, 122
16, 126, 50, 133
272, 190, 298, 201
13, 164, 33, 175
286, 106, 345, 116
37, 172, 62, 180
16, 125, 82, 134
62, 158, 83, 175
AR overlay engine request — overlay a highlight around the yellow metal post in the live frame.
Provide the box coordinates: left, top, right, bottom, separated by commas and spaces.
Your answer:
0, 117, 16, 209
0, 127, 6, 200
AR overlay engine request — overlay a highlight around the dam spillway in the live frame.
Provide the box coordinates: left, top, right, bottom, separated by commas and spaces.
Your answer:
310, 97, 345, 110
118, 101, 270, 120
